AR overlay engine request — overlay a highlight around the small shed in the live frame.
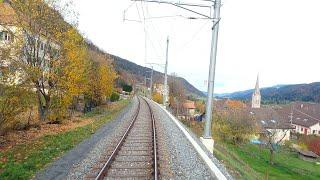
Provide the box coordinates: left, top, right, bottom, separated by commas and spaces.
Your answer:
297, 149, 319, 162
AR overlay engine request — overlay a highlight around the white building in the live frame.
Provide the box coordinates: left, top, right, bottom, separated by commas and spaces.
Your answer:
0, 1, 60, 85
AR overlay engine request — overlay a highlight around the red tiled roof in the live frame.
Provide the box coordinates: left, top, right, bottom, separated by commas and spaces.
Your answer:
183, 101, 196, 109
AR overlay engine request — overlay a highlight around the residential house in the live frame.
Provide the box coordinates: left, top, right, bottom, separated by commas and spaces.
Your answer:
275, 102, 320, 136
250, 107, 294, 143
177, 100, 196, 120
0, 1, 60, 85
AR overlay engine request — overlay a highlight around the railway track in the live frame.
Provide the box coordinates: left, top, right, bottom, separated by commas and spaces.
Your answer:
94, 97, 158, 180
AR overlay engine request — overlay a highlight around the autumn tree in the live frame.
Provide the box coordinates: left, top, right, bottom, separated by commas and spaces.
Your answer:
48, 28, 89, 121
261, 122, 291, 165
168, 73, 186, 115
152, 92, 162, 104
0, 0, 90, 121
195, 100, 205, 113
213, 109, 257, 144
85, 55, 117, 109
0, 85, 35, 134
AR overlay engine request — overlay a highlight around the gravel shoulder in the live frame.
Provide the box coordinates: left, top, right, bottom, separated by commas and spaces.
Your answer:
35, 98, 137, 180
147, 99, 233, 180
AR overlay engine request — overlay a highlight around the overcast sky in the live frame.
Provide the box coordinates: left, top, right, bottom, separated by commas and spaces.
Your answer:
69, 0, 320, 93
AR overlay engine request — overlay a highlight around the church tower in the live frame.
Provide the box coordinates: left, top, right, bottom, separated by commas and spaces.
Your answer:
251, 74, 261, 108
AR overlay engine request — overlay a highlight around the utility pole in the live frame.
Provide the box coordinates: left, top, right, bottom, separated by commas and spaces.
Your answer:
130, 0, 222, 153
150, 66, 154, 97
203, 0, 222, 143
163, 36, 169, 107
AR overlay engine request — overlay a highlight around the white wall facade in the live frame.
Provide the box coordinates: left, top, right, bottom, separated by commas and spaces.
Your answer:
310, 123, 320, 136
267, 129, 291, 143
292, 123, 320, 135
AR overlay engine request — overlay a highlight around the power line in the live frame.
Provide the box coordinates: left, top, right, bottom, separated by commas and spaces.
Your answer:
175, 20, 210, 54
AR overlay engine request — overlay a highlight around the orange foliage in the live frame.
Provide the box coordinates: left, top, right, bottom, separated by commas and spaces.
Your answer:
226, 100, 246, 109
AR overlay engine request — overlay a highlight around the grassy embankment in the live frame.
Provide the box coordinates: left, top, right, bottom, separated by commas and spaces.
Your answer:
178, 119, 320, 179
0, 100, 129, 179
213, 143, 320, 179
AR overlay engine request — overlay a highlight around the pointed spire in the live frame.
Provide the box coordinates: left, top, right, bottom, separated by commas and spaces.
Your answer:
252, 73, 261, 108
254, 74, 260, 95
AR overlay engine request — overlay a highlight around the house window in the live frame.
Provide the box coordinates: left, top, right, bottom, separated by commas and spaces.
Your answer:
313, 130, 316, 134
301, 128, 303, 132
0, 31, 13, 42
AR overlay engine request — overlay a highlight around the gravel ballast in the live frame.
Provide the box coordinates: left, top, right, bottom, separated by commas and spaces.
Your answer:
147, 99, 233, 180
36, 96, 232, 180
35, 97, 138, 180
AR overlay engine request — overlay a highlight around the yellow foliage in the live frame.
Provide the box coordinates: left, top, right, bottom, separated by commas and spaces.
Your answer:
86, 60, 117, 104
152, 92, 163, 104
60, 28, 88, 101
195, 101, 205, 113
98, 65, 117, 98
49, 28, 89, 121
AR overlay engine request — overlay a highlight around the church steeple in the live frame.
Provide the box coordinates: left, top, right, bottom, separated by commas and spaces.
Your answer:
254, 74, 260, 95
252, 74, 261, 108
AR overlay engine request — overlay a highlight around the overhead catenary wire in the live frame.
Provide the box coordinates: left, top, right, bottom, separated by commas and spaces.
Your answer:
135, 2, 162, 63
140, 2, 164, 63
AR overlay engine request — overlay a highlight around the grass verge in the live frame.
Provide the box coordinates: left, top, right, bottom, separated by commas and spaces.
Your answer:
213, 143, 320, 180
0, 100, 129, 179
177, 119, 320, 179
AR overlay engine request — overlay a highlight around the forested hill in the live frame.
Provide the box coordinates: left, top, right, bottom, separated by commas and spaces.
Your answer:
86, 42, 205, 97
111, 55, 205, 97
218, 82, 320, 103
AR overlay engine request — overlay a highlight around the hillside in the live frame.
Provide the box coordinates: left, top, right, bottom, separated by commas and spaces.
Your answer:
86, 42, 205, 97
218, 82, 320, 103
112, 55, 205, 97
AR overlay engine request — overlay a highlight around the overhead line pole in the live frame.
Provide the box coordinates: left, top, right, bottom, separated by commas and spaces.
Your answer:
150, 66, 154, 97
164, 36, 169, 107
130, 0, 222, 152
203, 0, 221, 140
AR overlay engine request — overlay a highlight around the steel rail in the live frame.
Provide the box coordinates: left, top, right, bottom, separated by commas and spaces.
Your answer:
95, 97, 141, 180
94, 96, 158, 180
143, 97, 158, 180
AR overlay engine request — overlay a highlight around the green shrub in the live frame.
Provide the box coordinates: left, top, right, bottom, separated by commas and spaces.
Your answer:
122, 84, 132, 93
110, 92, 120, 102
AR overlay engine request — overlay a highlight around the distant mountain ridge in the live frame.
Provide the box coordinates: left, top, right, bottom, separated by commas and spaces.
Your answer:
86, 41, 204, 97
217, 82, 320, 103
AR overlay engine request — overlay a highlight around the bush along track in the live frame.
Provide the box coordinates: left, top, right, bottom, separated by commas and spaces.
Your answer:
0, 100, 129, 179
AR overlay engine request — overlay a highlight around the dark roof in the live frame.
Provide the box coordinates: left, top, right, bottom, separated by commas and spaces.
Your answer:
297, 149, 319, 158
275, 103, 320, 128
249, 108, 294, 129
